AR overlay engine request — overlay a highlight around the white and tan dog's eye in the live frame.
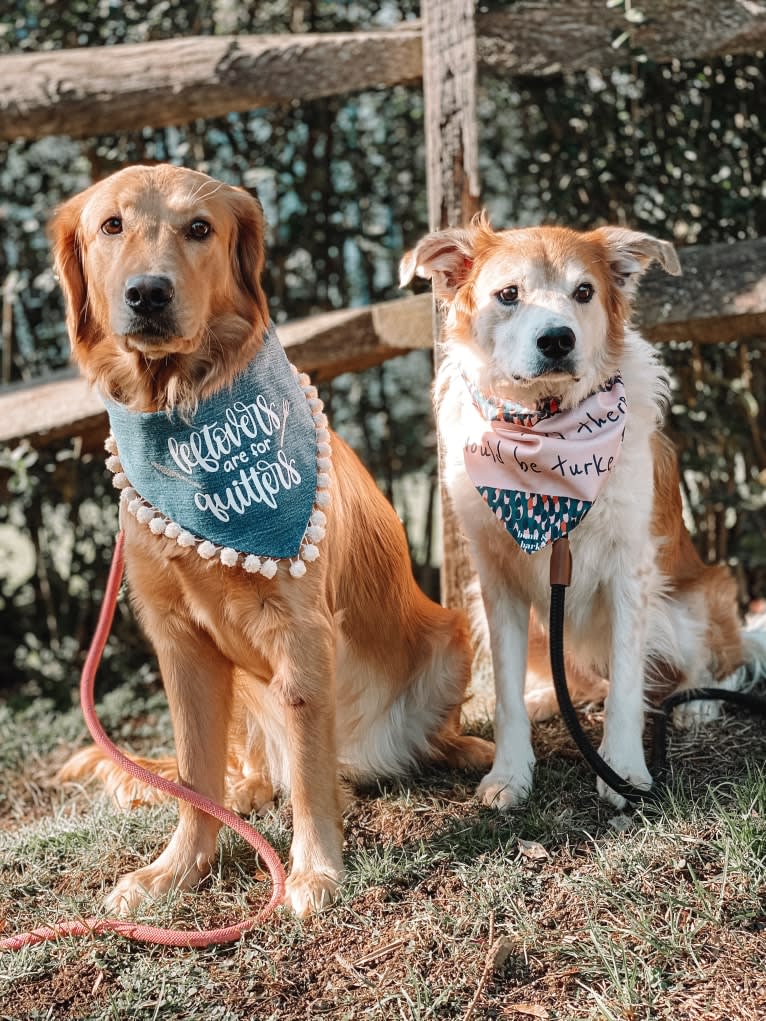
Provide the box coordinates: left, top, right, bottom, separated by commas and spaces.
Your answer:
101, 216, 123, 236
496, 284, 519, 306
574, 282, 594, 303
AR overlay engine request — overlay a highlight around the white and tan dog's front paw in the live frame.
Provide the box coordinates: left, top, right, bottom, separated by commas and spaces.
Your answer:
477, 761, 534, 810
595, 744, 653, 810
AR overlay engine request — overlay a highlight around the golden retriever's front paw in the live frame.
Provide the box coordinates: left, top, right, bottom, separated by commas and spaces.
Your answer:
285, 868, 343, 918
477, 767, 533, 810
103, 858, 209, 916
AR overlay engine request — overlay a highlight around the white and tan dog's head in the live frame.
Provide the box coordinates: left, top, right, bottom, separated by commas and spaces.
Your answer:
401, 216, 680, 406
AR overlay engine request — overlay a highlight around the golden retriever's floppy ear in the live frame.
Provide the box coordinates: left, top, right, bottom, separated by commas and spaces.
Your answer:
593, 227, 681, 299
49, 190, 99, 351
228, 187, 269, 328
399, 213, 493, 302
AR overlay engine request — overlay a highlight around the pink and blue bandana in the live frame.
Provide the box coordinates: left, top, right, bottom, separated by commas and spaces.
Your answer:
462, 373, 627, 554
103, 324, 331, 577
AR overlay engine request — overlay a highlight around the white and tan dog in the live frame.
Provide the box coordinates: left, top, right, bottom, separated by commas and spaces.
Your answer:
402, 216, 766, 809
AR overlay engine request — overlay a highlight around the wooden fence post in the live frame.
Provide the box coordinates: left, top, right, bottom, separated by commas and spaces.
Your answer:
421, 0, 482, 615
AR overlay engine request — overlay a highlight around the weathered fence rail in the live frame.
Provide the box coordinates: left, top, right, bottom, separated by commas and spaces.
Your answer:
1, 2, 764, 142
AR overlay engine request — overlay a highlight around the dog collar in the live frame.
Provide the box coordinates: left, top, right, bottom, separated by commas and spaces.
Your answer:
103, 323, 331, 578
461, 372, 627, 553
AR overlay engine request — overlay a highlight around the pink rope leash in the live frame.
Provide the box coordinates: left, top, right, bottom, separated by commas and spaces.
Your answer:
1, 531, 286, 951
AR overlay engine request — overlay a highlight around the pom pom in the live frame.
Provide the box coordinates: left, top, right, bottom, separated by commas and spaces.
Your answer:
127, 497, 143, 516
260, 559, 278, 579
298, 373, 311, 388
316, 490, 331, 507
112, 472, 129, 489
316, 429, 330, 444
177, 530, 197, 547
317, 472, 331, 488
308, 398, 323, 411
104, 435, 118, 454
289, 560, 307, 578
289, 362, 299, 376
164, 522, 181, 539
122, 487, 138, 502
149, 517, 167, 534
220, 547, 238, 567
303, 385, 318, 400
305, 525, 325, 543
310, 509, 327, 527
105, 455, 122, 473
243, 555, 262, 574
317, 443, 331, 457
136, 506, 155, 524
317, 459, 331, 472
198, 541, 217, 559
313, 412, 328, 429
301, 543, 320, 562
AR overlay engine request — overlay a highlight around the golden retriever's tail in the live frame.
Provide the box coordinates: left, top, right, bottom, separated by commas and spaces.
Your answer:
56, 746, 177, 809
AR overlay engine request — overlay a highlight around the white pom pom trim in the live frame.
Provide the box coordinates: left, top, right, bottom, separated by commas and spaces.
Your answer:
112, 472, 129, 489
104, 435, 118, 455
220, 547, 239, 567
317, 472, 331, 488
164, 521, 181, 539
136, 506, 155, 524
316, 490, 331, 507
311, 510, 327, 527
301, 543, 320, 562
198, 541, 217, 560
289, 560, 307, 578
177, 530, 197, 547
305, 525, 325, 542
149, 517, 167, 535
105, 455, 122, 473
243, 555, 262, 574
260, 559, 278, 579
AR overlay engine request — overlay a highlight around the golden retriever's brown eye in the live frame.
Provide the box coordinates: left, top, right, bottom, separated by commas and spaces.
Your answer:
101, 217, 123, 235
187, 219, 211, 240
574, 282, 594, 303
496, 285, 519, 306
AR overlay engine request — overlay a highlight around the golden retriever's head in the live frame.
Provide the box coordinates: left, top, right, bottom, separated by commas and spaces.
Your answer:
401, 215, 680, 406
50, 164, 269, 411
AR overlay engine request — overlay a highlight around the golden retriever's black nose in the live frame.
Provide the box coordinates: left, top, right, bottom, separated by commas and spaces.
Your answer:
124, 274, 175, 313
536, 326, 576, 361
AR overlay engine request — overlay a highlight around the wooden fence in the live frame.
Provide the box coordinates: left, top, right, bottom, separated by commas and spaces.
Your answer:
1, 0, 764, 609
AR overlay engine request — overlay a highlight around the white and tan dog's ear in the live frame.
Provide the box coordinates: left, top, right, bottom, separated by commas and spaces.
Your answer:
400, 215, 493, 301
594, 227, 681, 298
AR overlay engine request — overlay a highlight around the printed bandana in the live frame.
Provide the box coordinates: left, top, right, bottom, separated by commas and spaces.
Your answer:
462, 373, 627, 553
104, 324, 330, 576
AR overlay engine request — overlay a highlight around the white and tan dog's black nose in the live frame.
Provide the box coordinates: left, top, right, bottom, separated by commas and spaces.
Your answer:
536, 325, 576, 361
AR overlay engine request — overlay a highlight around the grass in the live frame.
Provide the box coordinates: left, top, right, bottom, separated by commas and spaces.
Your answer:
1, 676, 765, 1021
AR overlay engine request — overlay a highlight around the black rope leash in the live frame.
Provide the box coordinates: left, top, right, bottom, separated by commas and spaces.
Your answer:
548, 536, 766, 804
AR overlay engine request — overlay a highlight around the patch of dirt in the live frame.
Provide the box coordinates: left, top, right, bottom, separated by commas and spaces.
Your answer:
2, 959, 110, 1020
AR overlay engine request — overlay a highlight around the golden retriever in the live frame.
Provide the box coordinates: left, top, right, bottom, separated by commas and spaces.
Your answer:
51, 164, 493, 917
401, 217, 766, 809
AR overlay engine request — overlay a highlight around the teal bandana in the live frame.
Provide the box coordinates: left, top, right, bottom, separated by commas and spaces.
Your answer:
104, 325, 331, 578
